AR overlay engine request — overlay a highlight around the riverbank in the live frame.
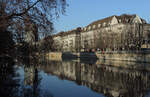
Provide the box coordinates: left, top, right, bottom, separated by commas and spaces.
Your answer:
46, 51, 150, 63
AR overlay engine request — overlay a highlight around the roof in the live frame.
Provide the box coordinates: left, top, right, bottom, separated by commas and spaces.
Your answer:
87, 15, 115, 27
51, 14, 147, 37
51, 27, 82, 37
116, 14, 136, 23
87, 14, 138, 27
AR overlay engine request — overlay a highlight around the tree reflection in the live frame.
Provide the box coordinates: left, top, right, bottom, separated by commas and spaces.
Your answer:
1, 55, 150, 97
0, 57, 20, 97
22, 56, 53, 97
0, 55, 53, 97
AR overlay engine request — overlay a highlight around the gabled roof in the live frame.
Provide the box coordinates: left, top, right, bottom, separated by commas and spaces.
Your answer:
116, 14, 136, 23
87, 15, 115, 27
51, 14, 147, 37
86, 14, 146, 28
51, 27, 82, 37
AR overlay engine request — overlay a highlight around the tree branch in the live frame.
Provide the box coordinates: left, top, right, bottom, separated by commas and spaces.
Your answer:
7, 0, 41, 19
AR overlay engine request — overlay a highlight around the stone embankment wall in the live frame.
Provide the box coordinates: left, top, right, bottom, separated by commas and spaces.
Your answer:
96, 53, 150, 63
46, 52, 62, 61
46, 52, 150, 63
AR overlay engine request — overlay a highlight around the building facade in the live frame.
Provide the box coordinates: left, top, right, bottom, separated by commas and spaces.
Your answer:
52, 14, 150, 52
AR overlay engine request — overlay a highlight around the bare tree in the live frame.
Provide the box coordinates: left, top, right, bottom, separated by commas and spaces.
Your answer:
0, 0, 67, 40
0, 0, 67, 54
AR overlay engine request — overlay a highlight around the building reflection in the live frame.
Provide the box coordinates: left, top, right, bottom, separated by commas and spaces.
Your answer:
38, 60, 150, 97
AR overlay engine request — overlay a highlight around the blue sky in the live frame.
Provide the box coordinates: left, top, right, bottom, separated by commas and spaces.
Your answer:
54, 0, 150, 33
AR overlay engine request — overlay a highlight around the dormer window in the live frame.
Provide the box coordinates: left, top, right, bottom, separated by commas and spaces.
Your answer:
88, 26, 91, 30
119, 19, 121, 23
103, 22, 106, 26
98, 24, 101, 27
93, 25, 96, 29
143, 20, 146, 24
125, 19, 128, 22
107, 22, 110, 26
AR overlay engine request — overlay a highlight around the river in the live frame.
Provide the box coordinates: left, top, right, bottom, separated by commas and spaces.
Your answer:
1, 57, 150, 97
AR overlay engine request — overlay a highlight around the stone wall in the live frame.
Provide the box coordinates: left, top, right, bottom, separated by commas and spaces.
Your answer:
46, 52, 62, 61
46, 52, 150, 63
96, 52, 150, 63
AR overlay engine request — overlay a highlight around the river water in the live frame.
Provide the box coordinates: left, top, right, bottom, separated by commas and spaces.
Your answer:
1, 57, 150, 97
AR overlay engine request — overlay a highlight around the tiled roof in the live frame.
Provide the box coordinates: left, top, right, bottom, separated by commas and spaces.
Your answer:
116, 14, 136, 23
52, 14, 147, 36
87, 14, 137, 27
87, 15, 115, 27
52, 27, 81, 37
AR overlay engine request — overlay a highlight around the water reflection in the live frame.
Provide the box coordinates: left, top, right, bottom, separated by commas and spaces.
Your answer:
39, 60, 150, 97
1, 56, 150, 97
22, 57, 54, 97
0, 57, 20, 97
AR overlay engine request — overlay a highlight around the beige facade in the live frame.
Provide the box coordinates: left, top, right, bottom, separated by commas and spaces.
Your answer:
52, 14, 150, 52
52, 28, 81, 52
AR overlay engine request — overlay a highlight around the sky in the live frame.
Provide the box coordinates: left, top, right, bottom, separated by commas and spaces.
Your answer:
54, 0, 150, 33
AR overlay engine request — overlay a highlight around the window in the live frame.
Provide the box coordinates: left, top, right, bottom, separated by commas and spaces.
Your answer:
70, 40, 73, 45
88, 26, 91, 30
119, 19, 121, 23
84, 27, 87, 31
103, 22, 106, 26
98, 24, 101, 27
118, 27, 122, 30
93, 25, 96, 29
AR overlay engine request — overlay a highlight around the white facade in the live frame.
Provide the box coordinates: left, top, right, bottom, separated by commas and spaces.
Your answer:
52, 14, 150, 52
